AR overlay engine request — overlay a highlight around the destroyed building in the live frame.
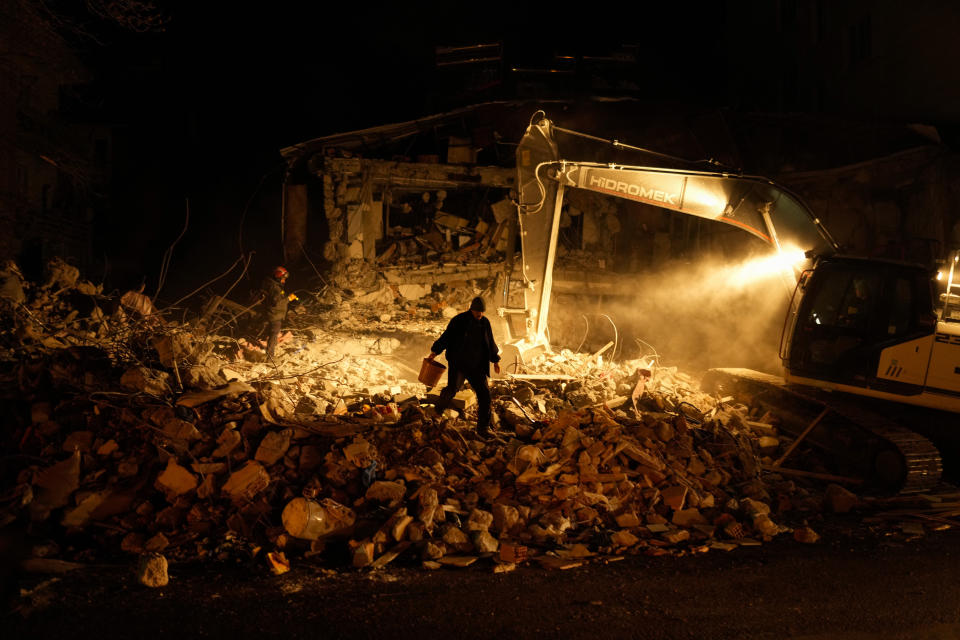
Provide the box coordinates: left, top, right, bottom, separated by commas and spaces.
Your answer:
279, 103, 519, 309
277, 101, 960, 370
282, 102, 960, 277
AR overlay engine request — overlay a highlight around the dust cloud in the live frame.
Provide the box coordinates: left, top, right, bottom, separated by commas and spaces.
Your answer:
548, 254, 799, 376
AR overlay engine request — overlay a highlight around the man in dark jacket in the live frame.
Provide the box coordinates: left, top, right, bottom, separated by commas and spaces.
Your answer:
427, 296, 501, 436
260, 266, 289, 359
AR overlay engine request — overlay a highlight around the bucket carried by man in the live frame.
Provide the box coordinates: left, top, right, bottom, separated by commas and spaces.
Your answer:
418, 357, 446, 388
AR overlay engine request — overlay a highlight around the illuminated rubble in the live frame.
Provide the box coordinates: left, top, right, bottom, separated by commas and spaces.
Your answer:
0, 259, 954, 580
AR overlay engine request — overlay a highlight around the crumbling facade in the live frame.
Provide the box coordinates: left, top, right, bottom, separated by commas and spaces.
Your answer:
289, 155, 515, 284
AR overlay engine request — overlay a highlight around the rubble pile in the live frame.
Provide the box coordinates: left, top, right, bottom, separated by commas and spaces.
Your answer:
0, 257, 156, 357
307, 282, 487, 329
352, 400, 815, 571
5, 354, 819, 575
373, 204, 512, 270
310, 263, 519, 329
0, 258, 953, 581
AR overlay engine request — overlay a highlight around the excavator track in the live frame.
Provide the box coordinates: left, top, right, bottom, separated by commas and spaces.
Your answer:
702, 368, 943, 494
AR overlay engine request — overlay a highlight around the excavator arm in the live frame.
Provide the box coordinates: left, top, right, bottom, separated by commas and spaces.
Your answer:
502, 113, 838, 361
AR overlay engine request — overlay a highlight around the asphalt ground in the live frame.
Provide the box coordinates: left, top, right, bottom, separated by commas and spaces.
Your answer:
8, 525, 960, 640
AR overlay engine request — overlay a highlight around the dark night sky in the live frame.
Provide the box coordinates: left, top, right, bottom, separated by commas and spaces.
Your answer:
99, 2, 725, 146
73, 2, 726, 296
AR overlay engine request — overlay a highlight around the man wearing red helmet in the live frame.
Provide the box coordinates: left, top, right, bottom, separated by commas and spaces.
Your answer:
260, 266, 289, 359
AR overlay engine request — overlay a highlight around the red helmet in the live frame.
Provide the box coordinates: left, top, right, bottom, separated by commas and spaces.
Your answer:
273, 266, 288, 280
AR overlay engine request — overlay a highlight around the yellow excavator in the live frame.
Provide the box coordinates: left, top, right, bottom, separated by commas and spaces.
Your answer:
502, 112, 952, 493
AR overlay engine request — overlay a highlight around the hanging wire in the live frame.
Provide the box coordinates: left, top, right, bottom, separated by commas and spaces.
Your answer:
203, 253, 255, 336
575, 314, 590, 353
598, 313, 619, 363
162, 253, 249, 311
239, 163, 285, 255
300, 244, 328, 287
153, 198, 190, 302
514, 161, 557, 215
634, 337, 661, 365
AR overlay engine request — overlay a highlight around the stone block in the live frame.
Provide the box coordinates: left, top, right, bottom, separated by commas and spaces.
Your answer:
610, 530, 639, 547
255, 430, 292, 465
660, 485, 687, 510
366, 481, 406, 505
671, 508, 708, 527
155, 458, 197, 499
137, 553, 169, 588
221, 461, 270, 502
824, 484, 859, 514
466, 509, 494, 532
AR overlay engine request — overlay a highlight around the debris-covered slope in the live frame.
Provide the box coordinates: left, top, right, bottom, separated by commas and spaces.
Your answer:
0, 259, 955, 584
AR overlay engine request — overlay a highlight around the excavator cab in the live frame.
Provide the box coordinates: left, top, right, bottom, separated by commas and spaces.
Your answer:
786, 257, 936, 391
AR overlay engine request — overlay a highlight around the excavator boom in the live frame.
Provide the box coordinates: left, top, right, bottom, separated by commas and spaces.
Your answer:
509, 113, 837, 353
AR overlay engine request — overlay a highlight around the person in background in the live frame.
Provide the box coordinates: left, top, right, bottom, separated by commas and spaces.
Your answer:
427, 296, 501, 437
259, 266, 289, 359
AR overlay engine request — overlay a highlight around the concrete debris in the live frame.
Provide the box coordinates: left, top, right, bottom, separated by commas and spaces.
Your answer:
254, 430, 292, 465
0, 260, 26, 304
266, 551, 290, 575
0, 257, 948, 582
32, 450, 81, 511
222, 462, 270, 502
824, 484, 860, 514
136, 553, 169, 588
365, 481, 406, 506
120, 367, 171, 396
120, 289, 157, 318
793, 526, 820, 544
397, 284, 432, 300
154, 458, 198, 499
472, 530, 499, 553
352, 541, 375, 568
176, 381, 255, 408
